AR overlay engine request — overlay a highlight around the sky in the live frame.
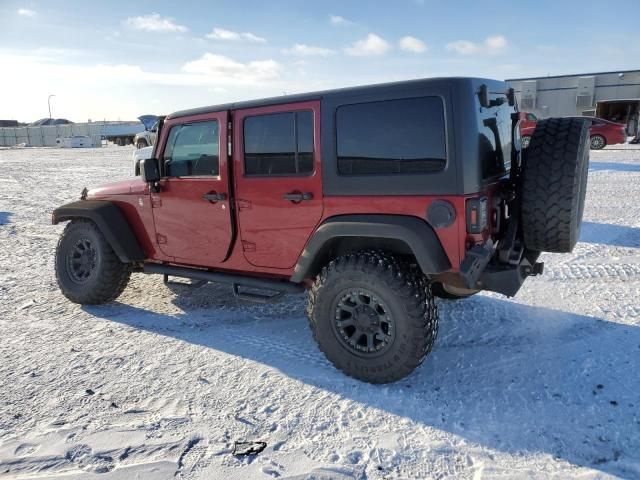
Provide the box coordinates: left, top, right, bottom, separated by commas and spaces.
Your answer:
0, 0, 637, 123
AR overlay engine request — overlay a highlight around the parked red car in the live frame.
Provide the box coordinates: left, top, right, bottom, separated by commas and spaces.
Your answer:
522, 116, 626, 150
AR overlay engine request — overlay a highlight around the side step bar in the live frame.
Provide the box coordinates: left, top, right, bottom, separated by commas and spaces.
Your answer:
143, 263, 305, 302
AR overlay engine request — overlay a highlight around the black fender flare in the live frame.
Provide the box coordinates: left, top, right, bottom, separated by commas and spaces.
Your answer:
52, 200, 145, 263
291, 214, 451, 282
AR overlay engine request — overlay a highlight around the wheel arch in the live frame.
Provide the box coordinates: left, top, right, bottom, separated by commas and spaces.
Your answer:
291, 214, 451, 283
52, 200, 145, 263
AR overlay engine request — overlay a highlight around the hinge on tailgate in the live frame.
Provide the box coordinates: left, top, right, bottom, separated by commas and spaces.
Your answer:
459, 239, 494, 289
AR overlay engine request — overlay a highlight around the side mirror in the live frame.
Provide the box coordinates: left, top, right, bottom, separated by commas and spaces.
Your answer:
140, 158, 160, 183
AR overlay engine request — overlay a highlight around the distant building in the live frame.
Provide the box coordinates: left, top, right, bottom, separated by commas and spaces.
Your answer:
507, 69, 640, 135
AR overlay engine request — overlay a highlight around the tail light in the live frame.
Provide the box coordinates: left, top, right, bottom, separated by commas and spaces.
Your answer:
466, 197, 488, 233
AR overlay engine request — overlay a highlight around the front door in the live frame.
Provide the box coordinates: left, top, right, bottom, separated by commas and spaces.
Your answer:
234, 101, 323, 269
151, 112, 233, 266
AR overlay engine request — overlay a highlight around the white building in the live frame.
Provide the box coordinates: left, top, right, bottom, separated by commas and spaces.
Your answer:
507, 69, 640, 135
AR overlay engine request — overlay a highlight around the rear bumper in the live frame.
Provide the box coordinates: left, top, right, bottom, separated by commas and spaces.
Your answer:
607, 130, 627, 145
459, 240, 543, 297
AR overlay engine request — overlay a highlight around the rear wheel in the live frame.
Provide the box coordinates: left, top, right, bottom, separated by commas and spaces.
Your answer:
307, 251, 438, 383
590, 134, 606, 150
520, 117, 590, 253
522, 135, 532, 149
55, 219, 131, 304
136, 139, 148, 149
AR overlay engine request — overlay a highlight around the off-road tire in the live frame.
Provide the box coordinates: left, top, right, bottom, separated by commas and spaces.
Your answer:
520, 117, 590, 253
307, 251, 438, 383
432, 282, 477, 300
55, 219, 131, 304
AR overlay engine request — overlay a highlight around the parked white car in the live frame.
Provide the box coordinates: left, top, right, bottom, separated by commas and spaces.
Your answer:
132, 146, 153, 175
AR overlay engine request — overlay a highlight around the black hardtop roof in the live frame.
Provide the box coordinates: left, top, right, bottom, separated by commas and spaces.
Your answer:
167, 76, 507, 120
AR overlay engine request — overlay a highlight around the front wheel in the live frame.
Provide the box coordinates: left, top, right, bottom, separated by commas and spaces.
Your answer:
55, 219, 131, 304
307, 251, 438, 383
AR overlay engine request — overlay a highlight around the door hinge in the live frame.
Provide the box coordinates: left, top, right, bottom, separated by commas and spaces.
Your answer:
242, 240, 256, 252
156, 233, 167, 244
237, 199, 251, 211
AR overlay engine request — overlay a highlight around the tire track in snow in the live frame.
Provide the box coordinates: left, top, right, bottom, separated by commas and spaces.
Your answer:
544, 262, 640, 281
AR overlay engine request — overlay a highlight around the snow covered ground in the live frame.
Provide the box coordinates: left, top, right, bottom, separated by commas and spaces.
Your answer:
0, 145, 639, 479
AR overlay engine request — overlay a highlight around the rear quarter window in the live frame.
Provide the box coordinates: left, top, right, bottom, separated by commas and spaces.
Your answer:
336, 97, 446, 175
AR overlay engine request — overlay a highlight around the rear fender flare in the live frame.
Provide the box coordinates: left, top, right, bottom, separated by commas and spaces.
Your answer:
291, 214, 451, 282
52, 200, 145, 263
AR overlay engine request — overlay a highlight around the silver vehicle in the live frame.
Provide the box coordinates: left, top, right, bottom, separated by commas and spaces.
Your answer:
134, 115, 162, 149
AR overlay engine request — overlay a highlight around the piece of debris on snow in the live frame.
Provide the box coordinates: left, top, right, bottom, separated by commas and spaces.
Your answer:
17, 300, 35, 311
232, 441, 267, 456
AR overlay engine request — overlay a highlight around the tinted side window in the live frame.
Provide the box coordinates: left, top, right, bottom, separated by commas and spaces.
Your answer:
337, 97, 446, 175
163, 121, 219, 177
244, 111, 314, 176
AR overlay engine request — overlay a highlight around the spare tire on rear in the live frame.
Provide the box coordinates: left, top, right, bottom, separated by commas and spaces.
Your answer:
520, 117, 590, 253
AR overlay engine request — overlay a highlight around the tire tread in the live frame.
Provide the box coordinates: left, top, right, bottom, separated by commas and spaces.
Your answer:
307, 250, 438, 383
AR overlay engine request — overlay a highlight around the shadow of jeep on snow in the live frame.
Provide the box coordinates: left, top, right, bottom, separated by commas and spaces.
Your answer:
84, 290, 640, 478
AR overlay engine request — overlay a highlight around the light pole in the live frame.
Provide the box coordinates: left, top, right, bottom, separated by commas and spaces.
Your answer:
48, 94, 56, 119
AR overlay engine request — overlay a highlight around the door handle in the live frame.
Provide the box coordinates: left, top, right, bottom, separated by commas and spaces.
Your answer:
202, 192, 227, 202
283, 192, 313, 202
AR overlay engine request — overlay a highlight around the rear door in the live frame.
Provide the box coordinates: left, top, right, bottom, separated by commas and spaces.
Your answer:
233, 101, 323, 269
150, 112, 233, 266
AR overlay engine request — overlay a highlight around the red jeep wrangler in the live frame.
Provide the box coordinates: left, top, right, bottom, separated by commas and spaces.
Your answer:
52, 78, 590, 383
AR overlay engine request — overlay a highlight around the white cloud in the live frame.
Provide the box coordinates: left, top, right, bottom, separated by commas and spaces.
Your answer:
345, 33, 391, 56
447, 35, 508, 55
485, 35, 507, 50
399, 36, 427, 53
282, 43, 335, 56
0, 48, 294, 122
205, 27, 266, 43
0, 50, 281, 90
124, 13, 188, 33
330, 15, 351, 26
17, 8, 36, 17
182, 53, 280, 84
